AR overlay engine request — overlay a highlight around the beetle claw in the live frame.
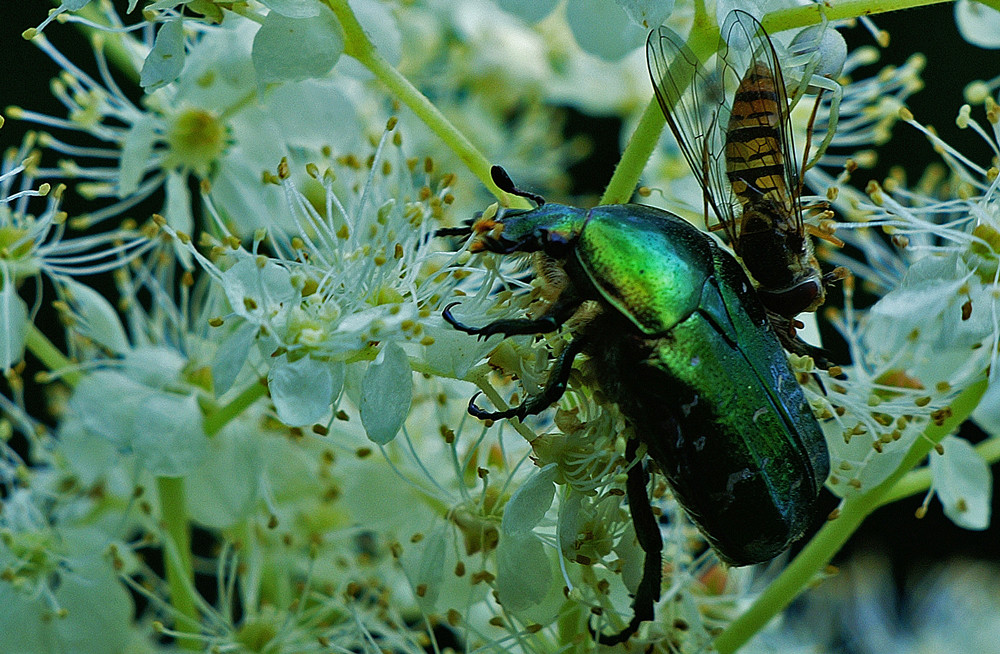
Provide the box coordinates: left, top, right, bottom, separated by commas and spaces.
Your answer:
442, 302, 480, 335
588, 616, 640, 647
467, 392, 526, 422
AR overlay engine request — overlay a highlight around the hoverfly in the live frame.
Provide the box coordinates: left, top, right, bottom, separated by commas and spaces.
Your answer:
647, 10, 846, 363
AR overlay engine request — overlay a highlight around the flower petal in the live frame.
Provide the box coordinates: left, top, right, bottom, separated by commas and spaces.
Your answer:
260, 0, 323, 18
360, 342, 412, 444
414, 525, 447, 610
955, 0, 1000, 49
220, 253, 295, 323
501, 464, 557, 535
133, 393, 208, 476
615, 0, 674, 29
252, 8, 344, 86
931, 435, 992, 530
566, 0, 645, 61
0, 276, 28, 370
69, 371, 151, 449
269, 354, 334, 427
64, 279, 130, 355
119, 114, 158, 197
212, 320, 259, 395
495, 0, 559, 23
187, 422, 263, 528
495, 531, 552, 611
140, 19, 186, 91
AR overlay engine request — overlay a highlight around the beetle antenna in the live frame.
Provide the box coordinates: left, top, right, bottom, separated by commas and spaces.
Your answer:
491, 165, 546, 207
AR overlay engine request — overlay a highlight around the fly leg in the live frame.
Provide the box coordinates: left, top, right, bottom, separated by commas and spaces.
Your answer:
766, 309, 836, 370
593, 437, 662, 645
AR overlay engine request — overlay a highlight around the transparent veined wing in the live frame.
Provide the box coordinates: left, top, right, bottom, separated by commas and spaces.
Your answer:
646, 22, 740, 245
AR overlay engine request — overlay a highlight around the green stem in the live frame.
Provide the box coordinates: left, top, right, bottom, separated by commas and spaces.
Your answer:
972, 434, 1000, 467
762, 0, 956, 32
714, 378, 988, 654
599, 19, 718, 206
202, 378, 268, 437
25, 323, 81, 387
156, 476, 200, 650
324, 0, 523, 205
600, 97, 665, 205
558, 597, 586, 654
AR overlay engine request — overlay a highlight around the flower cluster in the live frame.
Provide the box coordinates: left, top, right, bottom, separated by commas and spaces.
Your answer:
802, 97, 1000, 529
2, 0, 999, 652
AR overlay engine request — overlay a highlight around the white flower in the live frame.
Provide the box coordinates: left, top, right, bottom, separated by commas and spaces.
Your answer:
0, 132, 154, 372
15, 12, 370, 237
807, 99, 1000, 517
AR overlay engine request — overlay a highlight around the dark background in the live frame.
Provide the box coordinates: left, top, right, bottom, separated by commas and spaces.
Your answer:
2, 0, 999, 632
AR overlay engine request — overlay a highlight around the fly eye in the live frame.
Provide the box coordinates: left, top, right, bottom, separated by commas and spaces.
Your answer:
758, 279, 821, 316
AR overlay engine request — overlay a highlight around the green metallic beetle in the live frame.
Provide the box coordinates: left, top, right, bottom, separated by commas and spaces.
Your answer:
443, 167, 830, 644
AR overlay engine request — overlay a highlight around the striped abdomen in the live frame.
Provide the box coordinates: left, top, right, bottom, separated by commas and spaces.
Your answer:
725, 62, 789, 207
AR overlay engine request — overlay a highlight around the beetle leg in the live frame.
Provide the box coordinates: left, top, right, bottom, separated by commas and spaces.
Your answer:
468, 334, 588, 421
624, 439, 663, 568
592, 438, 662, 645
442, 301, 575, 338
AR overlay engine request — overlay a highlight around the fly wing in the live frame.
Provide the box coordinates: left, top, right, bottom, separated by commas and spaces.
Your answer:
719, 10, 805, 238
646, 24, 739, 246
